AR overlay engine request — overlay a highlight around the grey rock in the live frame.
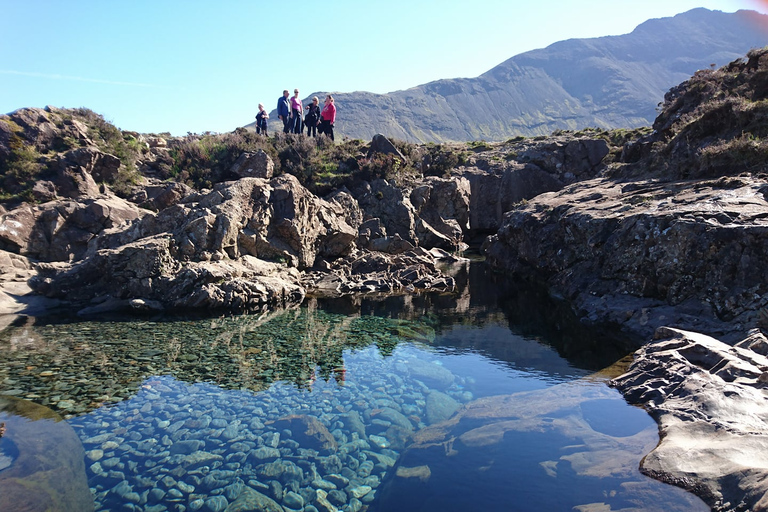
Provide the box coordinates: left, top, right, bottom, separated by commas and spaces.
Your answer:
613, 327, 768, 512
229, 150, 274, 179
425, 390, 461, 425
367, 134, 407, 162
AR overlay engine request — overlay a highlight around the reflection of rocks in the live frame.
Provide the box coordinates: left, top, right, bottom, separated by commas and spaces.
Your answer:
374, 383, 705, 512
612, 327, 768, 512
0, 308, 438, 418
0, 396, 93, 512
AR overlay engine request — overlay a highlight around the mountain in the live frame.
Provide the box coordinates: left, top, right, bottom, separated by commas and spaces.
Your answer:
254, 8, 768, 143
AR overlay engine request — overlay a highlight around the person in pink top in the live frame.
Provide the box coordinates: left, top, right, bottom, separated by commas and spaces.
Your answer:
290, 88, 303, 133
319, 94, 336, 141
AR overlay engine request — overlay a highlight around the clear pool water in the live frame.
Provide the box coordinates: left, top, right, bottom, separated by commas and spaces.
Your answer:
0, 263, 708, 512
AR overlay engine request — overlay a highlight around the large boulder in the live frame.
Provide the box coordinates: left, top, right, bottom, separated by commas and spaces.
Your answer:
612, 327, 768, 512
368, 133, 407, 162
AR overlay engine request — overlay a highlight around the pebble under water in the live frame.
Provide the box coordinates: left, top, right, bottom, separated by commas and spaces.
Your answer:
0, 264, 709, 512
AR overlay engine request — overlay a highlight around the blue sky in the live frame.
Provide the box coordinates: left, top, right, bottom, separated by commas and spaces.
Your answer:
1, 0, 766, 135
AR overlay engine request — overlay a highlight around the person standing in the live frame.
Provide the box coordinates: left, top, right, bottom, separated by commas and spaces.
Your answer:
304, 97, 321, 137
277, 90, 291, 133
255, 103, 268, 135
319, 94, 336, 141
290, 89, 303, 134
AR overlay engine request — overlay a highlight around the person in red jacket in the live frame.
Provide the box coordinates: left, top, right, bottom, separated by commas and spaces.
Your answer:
319, 94, 336, 141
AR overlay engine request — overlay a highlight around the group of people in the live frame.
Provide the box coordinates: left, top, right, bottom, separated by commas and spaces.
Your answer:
255, 89, 337, 141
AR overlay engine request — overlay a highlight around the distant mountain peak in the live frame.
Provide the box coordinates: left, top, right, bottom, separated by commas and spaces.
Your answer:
271, 9, 767, 143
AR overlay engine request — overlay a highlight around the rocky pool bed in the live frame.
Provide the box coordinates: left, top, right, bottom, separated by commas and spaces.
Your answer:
0, 281, 709, 512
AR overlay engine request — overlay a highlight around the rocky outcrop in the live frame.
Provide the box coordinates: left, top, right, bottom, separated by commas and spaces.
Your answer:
91, 175, 356, 269
28, 175, 461, 312
0, 196, 144, 262
484, 176, 768, 340
33, 235, 305, 313
612, 327, 768, 511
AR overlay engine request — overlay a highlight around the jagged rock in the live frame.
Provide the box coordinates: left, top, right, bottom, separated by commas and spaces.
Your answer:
31, 180, 57, 202
54, 159, 100, 198
230, 150, 274, 179
132, 180, 194, 211
353, 177, 472, 250
353, 179, 417, 243
326, 187, 364, 230
612, 327, 768, 511
0, 196, 143, 262
368, 134, 407, 162
93, 175, 357, 268
410, 176, 470, 249
61, 146, 122, 183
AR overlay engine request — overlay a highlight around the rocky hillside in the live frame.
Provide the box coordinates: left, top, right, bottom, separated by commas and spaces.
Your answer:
263, 8, 767, 143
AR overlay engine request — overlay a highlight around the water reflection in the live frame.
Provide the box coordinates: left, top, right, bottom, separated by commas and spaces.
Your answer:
0, 262, 708, 511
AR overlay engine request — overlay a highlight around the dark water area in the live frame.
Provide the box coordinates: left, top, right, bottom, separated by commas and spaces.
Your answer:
0, 262, 708, 511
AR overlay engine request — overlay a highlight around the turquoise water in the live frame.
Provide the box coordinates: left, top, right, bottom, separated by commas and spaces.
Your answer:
0, 264, 708, 511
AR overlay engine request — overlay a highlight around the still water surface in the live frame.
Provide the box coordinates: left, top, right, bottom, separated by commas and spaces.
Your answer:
0, 263, 708, 511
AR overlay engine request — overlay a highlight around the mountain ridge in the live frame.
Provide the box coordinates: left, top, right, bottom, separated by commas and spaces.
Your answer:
252, 8, 768, 143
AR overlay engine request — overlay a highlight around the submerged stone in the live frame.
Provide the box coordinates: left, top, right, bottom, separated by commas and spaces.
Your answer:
224, 486, 283, 512
0, 396, 94, 512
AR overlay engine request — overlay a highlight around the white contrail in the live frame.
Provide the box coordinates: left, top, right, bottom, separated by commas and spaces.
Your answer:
0, 69, 161, 88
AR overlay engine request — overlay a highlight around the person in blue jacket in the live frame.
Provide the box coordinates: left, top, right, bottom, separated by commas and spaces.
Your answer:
277, 90, 291, 133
